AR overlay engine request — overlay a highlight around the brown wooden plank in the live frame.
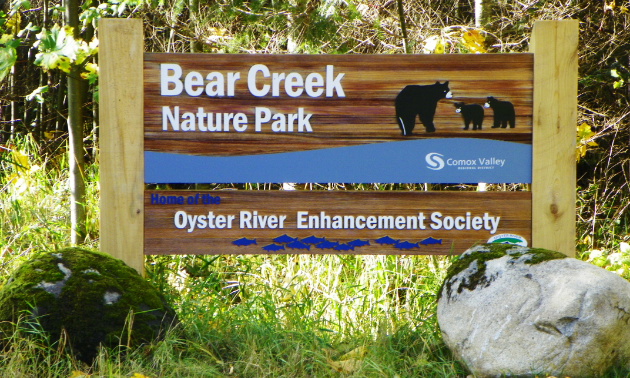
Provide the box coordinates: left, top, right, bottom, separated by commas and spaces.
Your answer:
144, 190, 531, 255
144, 53, 532, 156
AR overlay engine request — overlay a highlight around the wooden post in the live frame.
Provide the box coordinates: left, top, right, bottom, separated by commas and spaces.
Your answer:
99, 19, 145, 273
530, 20, 578, 257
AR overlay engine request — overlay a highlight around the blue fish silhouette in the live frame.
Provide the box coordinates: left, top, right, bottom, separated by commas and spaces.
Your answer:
315, 240, 339, 249
262, 244, 285, 252
394, 241, 419, 250
334, 243, 355, 251
419, 237, 442, 246
286, 240, 311, 250
348, 239, 370, 247
301, 235, 326, 245
274, 234, 297, 243
375, 236, 398, 245
232, 237, 257, 246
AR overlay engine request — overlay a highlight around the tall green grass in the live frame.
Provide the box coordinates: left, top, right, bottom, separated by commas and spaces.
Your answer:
1, 135, 98, 279
0, 136, 465, 377
0, 253, 464, 377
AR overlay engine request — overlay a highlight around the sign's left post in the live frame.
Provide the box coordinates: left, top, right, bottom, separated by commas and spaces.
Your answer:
99, 19, 145, 274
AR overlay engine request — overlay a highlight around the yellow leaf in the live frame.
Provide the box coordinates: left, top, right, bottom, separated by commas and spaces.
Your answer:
576, 122, 597, 158
577, 122, 594, 139
84, 62, 98, 74
56, 56, 72, 73
43, 131, 55, 140
69, 371, 90, 378
0, 34, 13, 44
63, 25, 75, 36
12, 150, 29, 172
338, 346, 367, 360
463, 29, 484, 44
6, 12, 21, 35
326, 357, 363, 374
434, 39, 445, 54
130, 374, 151, 378
461, 32, 485, 53
576, 145, 593, 161
6, 172, 18, 184
461, 29, 486, 53
208, 27, 227, 37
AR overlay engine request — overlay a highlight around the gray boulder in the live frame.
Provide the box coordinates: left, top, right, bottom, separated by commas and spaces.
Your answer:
0, 247, 177, 363
437, 243, 630, 377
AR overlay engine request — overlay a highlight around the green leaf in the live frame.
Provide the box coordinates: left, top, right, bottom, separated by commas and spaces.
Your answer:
0, 44, 17, 82
81, 62, 98, 84
25, 22, 39, 32
26, 85, 49, 103
81, 0, 92, 11
34, 51, 62, 71
611, 68, 620, 78
5, 38, 20, 48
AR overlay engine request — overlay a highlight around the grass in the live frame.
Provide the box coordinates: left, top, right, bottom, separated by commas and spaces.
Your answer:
0, 136, 465, 377
2, 136, 630, 377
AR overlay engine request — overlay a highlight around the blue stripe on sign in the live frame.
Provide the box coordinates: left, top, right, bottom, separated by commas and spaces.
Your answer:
145, 138, 531, 184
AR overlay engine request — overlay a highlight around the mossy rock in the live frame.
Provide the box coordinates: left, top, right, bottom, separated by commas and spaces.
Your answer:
437, 244, 630, 377
0, 247, 177, 362
438, 243, 567, 302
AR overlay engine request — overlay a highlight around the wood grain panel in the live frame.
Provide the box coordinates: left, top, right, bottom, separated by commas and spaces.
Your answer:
100, 19, 145, 274
530, 21, 578, 257
145, 190, 531, 256
145, 54, 533, 156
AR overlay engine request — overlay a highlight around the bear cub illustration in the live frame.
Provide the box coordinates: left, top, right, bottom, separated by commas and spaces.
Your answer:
484, 96, 515, 128
454, 102, 484, 130
395, 81, 452, 135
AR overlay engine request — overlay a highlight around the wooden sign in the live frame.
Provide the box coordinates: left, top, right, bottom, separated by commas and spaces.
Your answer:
100, 19, 577, 273
143, 53, 533, 184
145, 190, 531, 255
142, 52, 534, 254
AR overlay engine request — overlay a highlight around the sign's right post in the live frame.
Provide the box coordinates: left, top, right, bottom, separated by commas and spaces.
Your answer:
530, 20, 578, 257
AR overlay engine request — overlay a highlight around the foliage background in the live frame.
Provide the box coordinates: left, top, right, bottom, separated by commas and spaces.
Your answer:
1, 0, 630, 377
1, 0, 629, 254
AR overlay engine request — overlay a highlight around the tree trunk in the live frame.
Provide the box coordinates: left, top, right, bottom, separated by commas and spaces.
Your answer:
65, 0, 86, 244
396, 0, 410, 54
189, 0, 203, 53
474, 0, 492, 28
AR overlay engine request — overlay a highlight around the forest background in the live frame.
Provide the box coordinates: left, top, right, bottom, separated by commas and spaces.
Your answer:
0, 0, 630, 377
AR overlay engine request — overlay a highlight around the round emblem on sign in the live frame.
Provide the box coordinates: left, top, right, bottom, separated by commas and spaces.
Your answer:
487, 234, 528, 247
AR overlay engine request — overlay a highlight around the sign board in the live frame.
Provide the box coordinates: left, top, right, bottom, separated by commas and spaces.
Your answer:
145, 190, 531, 255
143, 54, 532, 184
99, 19, 577, 273
142, 53, 534, 255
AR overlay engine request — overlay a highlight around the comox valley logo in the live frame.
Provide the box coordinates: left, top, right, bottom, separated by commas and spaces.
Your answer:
425, 153, 445, 170
425, 152, 507, 171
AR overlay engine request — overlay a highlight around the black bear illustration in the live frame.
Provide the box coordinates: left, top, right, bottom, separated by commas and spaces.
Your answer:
454, 102, 484, 130
395, 81, 452, 135
484, 96, 515, 128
